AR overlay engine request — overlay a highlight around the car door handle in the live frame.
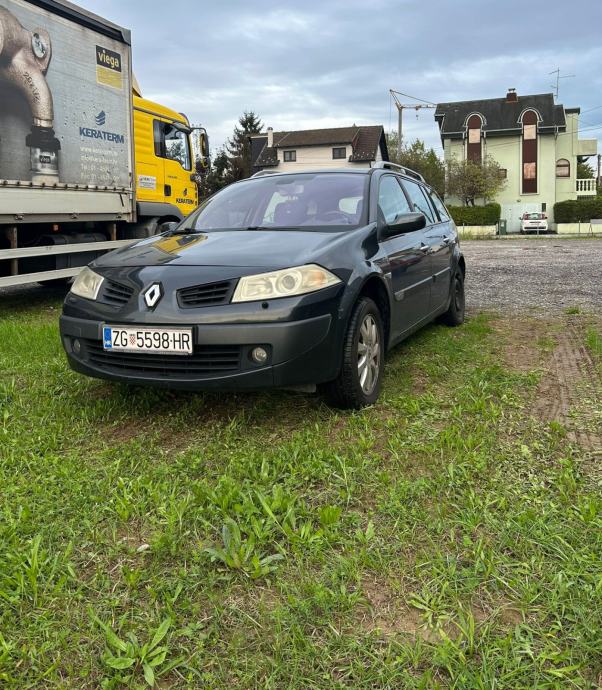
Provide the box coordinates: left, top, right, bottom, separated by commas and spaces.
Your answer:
442, 236, 452, 245
419, 243, 429, 253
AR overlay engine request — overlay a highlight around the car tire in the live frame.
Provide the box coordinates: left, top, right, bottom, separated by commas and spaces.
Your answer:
440, 270, 465, 327
320, 297, 384, 409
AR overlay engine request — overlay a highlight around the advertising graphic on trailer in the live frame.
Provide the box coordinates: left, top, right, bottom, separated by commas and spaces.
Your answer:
0, 0, 131, 187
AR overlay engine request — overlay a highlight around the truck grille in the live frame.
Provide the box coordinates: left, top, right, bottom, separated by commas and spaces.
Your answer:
101, 280, 135, 306
178, 280, 234, 308
84, 340, 241, 378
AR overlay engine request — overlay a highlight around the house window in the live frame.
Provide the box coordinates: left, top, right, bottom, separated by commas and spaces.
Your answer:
523, 162, 536, 180
332, 147, 347, 160
556, 158, 570, 177
283, 150, 296, 162
498, 169, 507, 179
523, 124, 537, 140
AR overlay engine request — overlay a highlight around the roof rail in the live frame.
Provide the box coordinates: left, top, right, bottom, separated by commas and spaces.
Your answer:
251, 169, 278, 178
371, 161, 425, 183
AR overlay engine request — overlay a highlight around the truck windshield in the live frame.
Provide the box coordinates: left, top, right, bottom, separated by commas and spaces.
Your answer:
182, 173, 368, 232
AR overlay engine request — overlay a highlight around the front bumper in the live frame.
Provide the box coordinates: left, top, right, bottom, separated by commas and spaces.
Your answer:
60, 312, 340, 390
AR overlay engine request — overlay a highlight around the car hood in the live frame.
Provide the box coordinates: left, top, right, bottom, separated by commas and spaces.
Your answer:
94, 229, 361, 269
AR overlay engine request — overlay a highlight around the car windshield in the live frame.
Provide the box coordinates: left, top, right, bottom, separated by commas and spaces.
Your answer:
524, 213, 544, 219
182, 173, 368, 232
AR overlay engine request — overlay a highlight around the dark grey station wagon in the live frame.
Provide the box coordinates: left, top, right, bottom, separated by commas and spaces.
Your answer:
60, 162, 465, 408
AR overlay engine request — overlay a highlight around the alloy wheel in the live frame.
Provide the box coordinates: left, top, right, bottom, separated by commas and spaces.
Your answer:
357, 314, 380, 394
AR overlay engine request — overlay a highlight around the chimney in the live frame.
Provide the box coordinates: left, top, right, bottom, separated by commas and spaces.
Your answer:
267, 126, 273, 147
506, 88, 518, 103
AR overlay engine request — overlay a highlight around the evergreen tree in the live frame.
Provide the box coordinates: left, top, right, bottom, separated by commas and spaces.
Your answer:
198, 149, 230, 198
226, 111, 263, 181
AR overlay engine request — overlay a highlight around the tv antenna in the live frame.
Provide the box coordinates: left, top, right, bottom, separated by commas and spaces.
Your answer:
390, 89, 436, 156
549, 68, 575, 100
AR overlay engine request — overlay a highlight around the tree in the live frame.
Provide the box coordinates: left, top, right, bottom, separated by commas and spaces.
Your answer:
385, 135, 445, 197
445, 155, 506, 206
577, 159, 595, 179
197, 149, 230, 198
226, 111, 263, 181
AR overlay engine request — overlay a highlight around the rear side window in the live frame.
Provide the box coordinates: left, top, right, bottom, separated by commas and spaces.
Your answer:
429, 191, 450, 222
402, 179, 435, 223
377, 175, 411, 224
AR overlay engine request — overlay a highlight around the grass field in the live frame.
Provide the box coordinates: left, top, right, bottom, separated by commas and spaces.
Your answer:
0, 292, 601, 689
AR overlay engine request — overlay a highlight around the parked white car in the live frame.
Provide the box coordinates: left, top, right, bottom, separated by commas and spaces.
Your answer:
520, 213, 549, 233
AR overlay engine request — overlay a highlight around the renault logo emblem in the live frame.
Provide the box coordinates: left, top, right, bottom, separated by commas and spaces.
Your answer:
143, 282, 163, 309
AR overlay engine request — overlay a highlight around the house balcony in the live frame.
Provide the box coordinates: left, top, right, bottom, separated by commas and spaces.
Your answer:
576, 178, 597, 195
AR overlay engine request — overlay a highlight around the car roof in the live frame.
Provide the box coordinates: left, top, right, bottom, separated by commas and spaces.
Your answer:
249, 167, 433, 189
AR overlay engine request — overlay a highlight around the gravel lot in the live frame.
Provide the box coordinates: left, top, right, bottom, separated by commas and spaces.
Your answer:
2, 237, 601, 316
463, 238, 602, 315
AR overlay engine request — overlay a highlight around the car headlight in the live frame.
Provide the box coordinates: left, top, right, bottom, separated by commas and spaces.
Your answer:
70, 267, 104, 300
232, 264, 341, 303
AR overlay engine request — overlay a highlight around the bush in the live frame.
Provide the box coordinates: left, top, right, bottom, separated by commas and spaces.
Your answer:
447, 203, 501, 226
554, 197, 602, 223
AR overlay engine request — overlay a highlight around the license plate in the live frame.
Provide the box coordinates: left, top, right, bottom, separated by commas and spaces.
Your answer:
102, 326, 193, 355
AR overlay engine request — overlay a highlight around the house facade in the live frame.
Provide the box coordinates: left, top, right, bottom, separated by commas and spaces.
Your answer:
250, 125, 388, 174
435, 90, 598, 231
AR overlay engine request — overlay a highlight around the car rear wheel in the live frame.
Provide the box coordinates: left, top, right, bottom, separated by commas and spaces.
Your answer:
440, 270, 465, 326
320, 297, 384, 409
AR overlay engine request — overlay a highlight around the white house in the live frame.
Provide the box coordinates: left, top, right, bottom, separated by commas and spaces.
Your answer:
250, 125, 388, 174
435, 89, 598, 231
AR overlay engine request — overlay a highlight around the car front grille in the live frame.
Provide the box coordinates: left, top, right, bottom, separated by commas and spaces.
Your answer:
177, 280, 234, 308
84, 339, 242, 379
101, 280, 135, 306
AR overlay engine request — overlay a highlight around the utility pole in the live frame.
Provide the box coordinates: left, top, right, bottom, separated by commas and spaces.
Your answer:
549, 68, 575, 100
389, 89, 436, 156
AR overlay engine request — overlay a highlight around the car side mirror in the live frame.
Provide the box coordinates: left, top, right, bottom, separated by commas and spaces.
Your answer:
381, 212, 426, 239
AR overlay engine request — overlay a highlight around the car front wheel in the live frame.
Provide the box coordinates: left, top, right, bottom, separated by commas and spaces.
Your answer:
321, 297, 384, 409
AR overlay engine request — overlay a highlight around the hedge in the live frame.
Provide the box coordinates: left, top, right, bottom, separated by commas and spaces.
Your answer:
447, 203, 501, 226
553, 197, 602, 223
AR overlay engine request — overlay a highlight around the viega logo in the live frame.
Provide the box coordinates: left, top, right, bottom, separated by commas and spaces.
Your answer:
79, 110, 124, 144
96, 45, 122, 72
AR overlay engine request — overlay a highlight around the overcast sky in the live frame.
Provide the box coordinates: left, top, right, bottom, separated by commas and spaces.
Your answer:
85, 0, 602, 161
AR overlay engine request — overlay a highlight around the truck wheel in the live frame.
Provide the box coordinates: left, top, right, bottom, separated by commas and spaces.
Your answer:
440, 270, 465, 326
125, 217, 160, 239
320, 297, 384, 409
38, 278, 71, 287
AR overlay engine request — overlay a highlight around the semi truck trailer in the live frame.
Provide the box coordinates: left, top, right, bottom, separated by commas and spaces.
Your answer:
0, 0, 208, 287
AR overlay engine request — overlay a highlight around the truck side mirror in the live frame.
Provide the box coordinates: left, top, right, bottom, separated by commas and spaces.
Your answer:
194, 128, 210, 169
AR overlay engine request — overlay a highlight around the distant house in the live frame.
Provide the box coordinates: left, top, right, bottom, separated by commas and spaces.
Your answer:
250, 125, 388, 174
435, 89, 598, 231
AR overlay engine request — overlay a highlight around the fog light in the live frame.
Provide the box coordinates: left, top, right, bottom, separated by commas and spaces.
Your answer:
72, 338, 81, 354
251, 346, 268, 365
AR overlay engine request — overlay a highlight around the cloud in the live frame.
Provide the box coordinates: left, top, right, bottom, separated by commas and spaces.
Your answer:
84, 0, 602, 156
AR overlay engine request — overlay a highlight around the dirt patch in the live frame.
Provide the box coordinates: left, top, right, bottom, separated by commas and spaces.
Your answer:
358, 577, 523, 642
490, 317, 550, 373
534, 321, 602, 454
359, 576, 436, 640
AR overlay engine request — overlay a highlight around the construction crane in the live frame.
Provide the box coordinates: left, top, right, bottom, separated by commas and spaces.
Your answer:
390, 89, 436, 156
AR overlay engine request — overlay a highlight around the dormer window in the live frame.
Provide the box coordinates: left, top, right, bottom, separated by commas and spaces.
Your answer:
521, 110, 539, 193
466, 114, 483, 163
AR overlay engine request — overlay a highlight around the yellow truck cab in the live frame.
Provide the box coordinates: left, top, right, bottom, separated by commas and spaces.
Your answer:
133, 94, 198, 232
